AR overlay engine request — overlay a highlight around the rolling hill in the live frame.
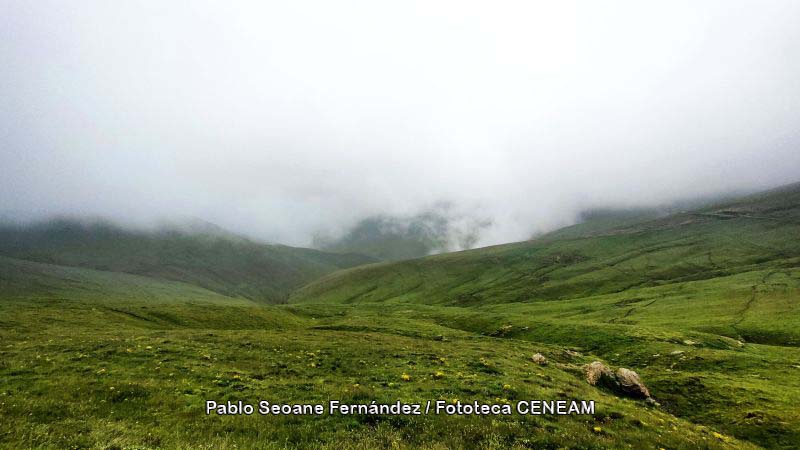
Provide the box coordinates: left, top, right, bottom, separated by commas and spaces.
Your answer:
0, 218, 375, 303
287, 182, 800, 447
2, 183, 799, 448
293, 183, 800, 314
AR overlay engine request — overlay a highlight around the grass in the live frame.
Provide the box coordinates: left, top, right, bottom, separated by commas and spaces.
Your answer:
0, 301, 752, 449
0, 219, 374, 304
1, 183, 800, 448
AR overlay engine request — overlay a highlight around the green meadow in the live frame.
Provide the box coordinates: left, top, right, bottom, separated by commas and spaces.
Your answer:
1, 183, 799, 449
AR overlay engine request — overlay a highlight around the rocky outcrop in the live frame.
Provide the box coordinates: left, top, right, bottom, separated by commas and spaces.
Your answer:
584, 361, 651, 400
614, 368, 650, 399
531, 353, 548, 365
584, 361, 617, 389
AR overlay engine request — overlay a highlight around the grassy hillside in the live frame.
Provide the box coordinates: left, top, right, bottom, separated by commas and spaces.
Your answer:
0, 219, 374, 303
534, 208, 664, 242
293, 183, 800, 309
0, 255, 307, 331
0, 261, 754, 449
2, 184, 799, 448
288, 182, 800, 447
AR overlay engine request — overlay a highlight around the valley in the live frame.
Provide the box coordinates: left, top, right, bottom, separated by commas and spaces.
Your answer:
1, 183, 799, 449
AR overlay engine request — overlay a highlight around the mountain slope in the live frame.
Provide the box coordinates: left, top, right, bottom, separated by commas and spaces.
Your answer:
0, 254, 247, 305
0, 219, 375, 303
314, 207, 490, 261
287, 182, 800, 447
2, 185, 799, 448
292, 182, 800, 309
0, 255, 310, 333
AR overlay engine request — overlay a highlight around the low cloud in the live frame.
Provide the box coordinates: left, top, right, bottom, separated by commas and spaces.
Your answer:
2, 1, 800, 247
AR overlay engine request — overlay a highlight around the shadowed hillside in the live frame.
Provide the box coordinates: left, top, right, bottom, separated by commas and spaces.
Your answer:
0, 219, 375, 303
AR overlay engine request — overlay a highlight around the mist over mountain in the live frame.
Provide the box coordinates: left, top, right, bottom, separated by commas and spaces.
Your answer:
0, 217, 374, 303
3, 1, 800, 246
313, 204, 492, 260
312, 191, 753, 260
3, 2, 800, 448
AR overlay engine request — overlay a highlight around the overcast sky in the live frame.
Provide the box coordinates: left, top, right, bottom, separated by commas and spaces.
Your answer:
2, 1, 800, 246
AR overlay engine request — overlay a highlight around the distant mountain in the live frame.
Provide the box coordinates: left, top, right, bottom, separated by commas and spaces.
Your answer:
0, 218, 375, 303
314, 207, 491, 261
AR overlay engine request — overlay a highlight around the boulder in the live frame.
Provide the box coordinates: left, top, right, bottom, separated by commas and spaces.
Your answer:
531, 353, 548, 365
584, 361, 617, 389
584, 361, 652, 400
615, 368, 650, 399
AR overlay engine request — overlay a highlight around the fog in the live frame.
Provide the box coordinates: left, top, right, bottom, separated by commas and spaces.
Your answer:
3, 1, 800, 247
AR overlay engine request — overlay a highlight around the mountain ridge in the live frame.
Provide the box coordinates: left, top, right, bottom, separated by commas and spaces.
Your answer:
0, 217, 375, 303
291, 181, 800, 307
